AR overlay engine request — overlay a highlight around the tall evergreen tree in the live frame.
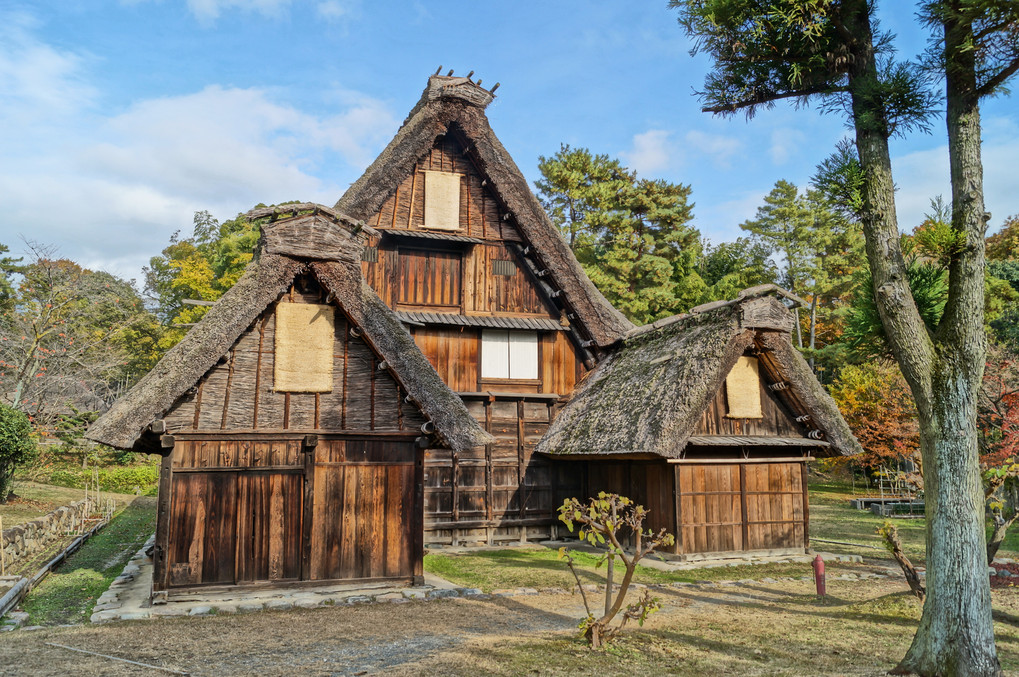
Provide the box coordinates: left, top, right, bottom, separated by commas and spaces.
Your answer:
673, 1, 1019, 673
535, 149, 705, 323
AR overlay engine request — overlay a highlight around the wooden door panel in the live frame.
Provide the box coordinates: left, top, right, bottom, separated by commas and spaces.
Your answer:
309, 457, 415, 581
166, 473, 237, 587
235, 472, 303, 583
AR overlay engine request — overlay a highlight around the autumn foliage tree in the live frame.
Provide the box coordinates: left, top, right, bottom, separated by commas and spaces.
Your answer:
829, 362, 919, 471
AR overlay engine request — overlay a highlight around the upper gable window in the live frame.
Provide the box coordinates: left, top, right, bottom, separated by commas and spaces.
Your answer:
423, 170, 462, 231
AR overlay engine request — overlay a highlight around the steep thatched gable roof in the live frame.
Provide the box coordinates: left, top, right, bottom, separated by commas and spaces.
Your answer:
537, 293, 862, 459
87, 208, 492, 454
334, 74, 634, 348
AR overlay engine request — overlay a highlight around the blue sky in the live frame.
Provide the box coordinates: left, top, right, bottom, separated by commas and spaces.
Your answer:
2, 1, 1017, 287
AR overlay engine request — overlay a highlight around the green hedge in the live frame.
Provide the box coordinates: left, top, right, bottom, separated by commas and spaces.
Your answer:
48, 465, 159, 496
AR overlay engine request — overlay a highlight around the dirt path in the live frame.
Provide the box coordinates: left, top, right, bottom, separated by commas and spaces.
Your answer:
2, 577, 1017, 676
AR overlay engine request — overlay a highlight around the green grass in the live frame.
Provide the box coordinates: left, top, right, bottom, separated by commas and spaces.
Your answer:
19, 496, 156, 626
0, 481, 140, 530
424, 547, 858, 593
808, 477, 1019, 561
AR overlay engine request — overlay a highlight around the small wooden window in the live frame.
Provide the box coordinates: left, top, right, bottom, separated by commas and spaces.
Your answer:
396, 248, 462, 309
481, 330, 538, 380
361, 246, 378, 263
492, 259, 517, 276
423, 170, 462, 231
274, 303, 335, 392
725, 356, 763, 419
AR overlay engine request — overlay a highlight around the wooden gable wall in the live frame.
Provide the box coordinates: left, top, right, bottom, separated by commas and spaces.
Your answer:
693, 350, 805, 438
359, 133, 586, 398
163, 274, 429, 435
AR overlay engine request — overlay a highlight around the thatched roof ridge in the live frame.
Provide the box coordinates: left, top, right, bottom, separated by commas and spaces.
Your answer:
538, 305, 753, 458
334, 76, 634, 348
537, 293, 862, 459
86, 253, 305, 450
88, 214, 492, 453
310, 261, 493, 452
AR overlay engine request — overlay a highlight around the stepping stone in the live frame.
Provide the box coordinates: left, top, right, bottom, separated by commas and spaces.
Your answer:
188, 606, 214, 616
264, 600, 293, 611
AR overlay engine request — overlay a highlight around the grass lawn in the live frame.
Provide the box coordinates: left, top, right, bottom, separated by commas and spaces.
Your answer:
1, 579, 1017, 676
19, 496, 156, 626
809, 476, 1019, 562
0, 481, 139, 530
424, 547, 867, 593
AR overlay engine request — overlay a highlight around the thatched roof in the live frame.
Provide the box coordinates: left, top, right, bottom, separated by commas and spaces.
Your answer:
537, 293, 862, 459
334, 74, 634, 349
87, 208, 492, 454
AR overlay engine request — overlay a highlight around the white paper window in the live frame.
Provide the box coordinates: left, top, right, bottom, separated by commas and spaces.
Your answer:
423, 170, 462, 231
481, 330, 538, 380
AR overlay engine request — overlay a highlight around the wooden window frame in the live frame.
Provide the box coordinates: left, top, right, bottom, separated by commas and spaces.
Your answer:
392, 244, 465, 313
480, 330, 539, 381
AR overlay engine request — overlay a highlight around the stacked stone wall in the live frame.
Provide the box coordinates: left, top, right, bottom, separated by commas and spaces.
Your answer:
1, 499, 97, 570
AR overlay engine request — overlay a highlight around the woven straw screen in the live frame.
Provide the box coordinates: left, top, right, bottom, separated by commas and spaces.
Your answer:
725, 355, 763, 419
274, 302, 335, 392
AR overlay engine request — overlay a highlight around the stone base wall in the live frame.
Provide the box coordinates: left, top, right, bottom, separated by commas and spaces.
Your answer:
1, 499, 98, 569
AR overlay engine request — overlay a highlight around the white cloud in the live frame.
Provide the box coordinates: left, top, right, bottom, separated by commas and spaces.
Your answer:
621, 129, 673, 176
186, 0, 293, 24
683, 130, 741, 169
769, 128, 806, 165
317, 0, 353, 20
0, 18, 397, 284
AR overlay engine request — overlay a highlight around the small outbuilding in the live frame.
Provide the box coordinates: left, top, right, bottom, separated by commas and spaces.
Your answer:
87, 206, 491, 595
537, 286, 863, 558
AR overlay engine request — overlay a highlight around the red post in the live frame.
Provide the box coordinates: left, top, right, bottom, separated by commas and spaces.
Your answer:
813, 554, 826, 597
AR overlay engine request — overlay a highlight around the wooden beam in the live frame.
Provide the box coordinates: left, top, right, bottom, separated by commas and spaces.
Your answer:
666, 457, 813, 464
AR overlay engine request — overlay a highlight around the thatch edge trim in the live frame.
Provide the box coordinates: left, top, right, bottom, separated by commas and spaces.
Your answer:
86, 254, 305, 450
757, 331, 863, 457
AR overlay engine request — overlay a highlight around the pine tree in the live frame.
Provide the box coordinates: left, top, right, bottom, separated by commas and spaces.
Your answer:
673, 2, 1019, 673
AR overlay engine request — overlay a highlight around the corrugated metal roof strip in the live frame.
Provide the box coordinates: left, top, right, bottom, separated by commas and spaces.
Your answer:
376, 228, 484, 244
395, 311, 565, 331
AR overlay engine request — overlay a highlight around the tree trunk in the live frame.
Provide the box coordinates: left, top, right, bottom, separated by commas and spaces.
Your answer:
841, 2, 999, 673
896, 376, 999, 676
808, 294, 818, 370
894, 6, 999, 675
987, 511, 1017, 564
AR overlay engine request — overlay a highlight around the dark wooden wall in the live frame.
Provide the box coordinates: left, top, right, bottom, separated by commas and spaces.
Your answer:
155, 274, 427, 592
160, 435, 421, 590
357, 133, 591, 545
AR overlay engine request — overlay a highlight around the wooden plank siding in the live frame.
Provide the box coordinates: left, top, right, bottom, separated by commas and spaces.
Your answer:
562, 459, 809, 557
693, 371, 804, 438
357, 134, 591, 544
154, 272, 426, 591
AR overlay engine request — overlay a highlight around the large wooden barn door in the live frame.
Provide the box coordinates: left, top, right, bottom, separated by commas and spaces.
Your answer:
163, 439, 305, 588
307, 438, 421, 582
676, 461, 807, 555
